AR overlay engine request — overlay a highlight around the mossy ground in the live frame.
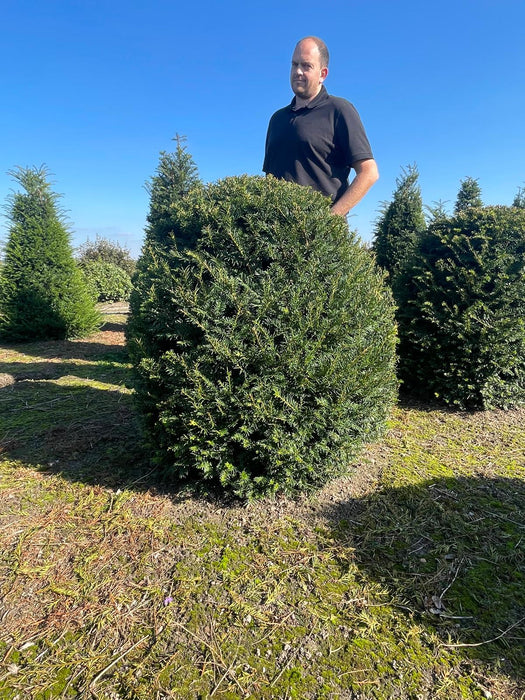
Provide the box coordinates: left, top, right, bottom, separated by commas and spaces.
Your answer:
0, 304, 523, 698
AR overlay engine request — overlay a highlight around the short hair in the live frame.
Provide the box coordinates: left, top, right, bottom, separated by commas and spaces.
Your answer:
297, 36, 330, 68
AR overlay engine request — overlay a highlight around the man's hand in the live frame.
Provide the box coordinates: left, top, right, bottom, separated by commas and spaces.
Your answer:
330, 158, 379, 217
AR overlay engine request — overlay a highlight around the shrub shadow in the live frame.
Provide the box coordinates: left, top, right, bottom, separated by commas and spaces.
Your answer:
0, 358, 132, 388
0, 339, 129, 363
0, 344, 242, 505
324, 475, 525, 683
99, 320, 127, 333
0, 377, 153, 490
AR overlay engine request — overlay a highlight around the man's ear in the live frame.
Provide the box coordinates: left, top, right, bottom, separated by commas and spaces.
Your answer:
320, 66, 328, 82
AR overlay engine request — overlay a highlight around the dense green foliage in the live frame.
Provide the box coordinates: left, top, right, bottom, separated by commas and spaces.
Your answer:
128, 175, 398, 498
127, 138, 203, 367
397, 206, 525, 409
76, 235, 136, 276
143, 134, 201, 248
81, 260, 133, 302
372, 165, 426, 290
425, 199, 450, 225
0, 166, 100, 341
454, 176, 483, 214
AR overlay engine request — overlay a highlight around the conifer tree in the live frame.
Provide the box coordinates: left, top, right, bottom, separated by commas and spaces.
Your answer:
454, 176, 483, 214
0, 166, 100, 341
127, 135, 202, 364
512, 185, 525, 209
425, 199, 450, 225
143, 134, 201, 249
397, 205, 525, 409
372, 165, 426, 288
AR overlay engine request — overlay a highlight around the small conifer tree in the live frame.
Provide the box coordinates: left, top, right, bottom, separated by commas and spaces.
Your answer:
425, 199, 450, 225
0, 166, 100, 341
454, 176, 483, 214
372, 165, 426, 288
143, 134, 201, 248
512, 185, 525, 209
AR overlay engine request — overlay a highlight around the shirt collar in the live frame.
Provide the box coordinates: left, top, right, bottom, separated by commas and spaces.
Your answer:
291, 85, 328, 111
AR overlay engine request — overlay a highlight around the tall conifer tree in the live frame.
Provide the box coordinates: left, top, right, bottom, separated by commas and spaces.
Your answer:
0, 166, 100, 341
127, 135, 202, 361
372, 164, 426, 287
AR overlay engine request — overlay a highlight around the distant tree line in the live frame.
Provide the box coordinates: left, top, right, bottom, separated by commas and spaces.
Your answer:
1, 150, 524, 414
76, 235, 135, 303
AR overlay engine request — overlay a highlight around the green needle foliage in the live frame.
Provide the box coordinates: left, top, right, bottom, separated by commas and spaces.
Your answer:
143, 133, 202, 248
0, 166, 100, 341
372, 164, 426, 291
397, 205, 525, 409
454, 176, 483, 214
128, 174, 398, 499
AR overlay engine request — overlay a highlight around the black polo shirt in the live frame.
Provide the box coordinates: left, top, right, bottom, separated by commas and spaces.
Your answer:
263, 86, 373, 202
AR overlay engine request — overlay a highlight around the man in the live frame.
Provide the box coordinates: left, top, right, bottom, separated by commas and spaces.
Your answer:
263, 36, 378, 216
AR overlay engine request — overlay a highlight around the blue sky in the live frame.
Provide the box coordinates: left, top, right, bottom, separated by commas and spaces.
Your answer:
1, 0, 524, 258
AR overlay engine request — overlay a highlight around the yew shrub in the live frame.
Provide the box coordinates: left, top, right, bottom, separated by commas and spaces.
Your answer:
127, 175, 398, 498
397, 206, 525, 409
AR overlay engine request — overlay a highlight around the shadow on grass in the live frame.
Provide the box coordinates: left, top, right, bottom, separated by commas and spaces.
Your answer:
0, 339, 129, 363
0, 358, 133, 388
0, 373, 153, 489
325, 475, 525, 685
99, 320, 128, 333
0, 330, 213, 501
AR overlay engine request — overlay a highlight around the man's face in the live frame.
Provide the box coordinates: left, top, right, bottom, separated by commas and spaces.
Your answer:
290, 39, 328, 101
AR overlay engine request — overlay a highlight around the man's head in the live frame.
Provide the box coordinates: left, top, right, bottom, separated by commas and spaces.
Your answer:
290, 37, 329, 102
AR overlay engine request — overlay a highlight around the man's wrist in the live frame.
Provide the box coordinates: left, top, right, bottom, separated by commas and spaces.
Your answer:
330, 203, 349, 217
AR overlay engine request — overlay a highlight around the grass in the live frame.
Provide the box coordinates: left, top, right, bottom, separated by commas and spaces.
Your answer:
0, 304, 524, 698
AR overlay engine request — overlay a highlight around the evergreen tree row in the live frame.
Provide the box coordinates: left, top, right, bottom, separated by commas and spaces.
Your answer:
3, 143, 523, 497
372, 168, 525, 409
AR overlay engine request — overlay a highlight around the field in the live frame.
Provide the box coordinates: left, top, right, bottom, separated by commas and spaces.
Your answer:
0, 304, 524, 699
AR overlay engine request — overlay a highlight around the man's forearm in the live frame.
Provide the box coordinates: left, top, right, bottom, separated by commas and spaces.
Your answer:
331, 158, 379, 217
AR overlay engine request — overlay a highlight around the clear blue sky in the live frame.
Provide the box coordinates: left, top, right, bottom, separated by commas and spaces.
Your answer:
1, 0, 524, 258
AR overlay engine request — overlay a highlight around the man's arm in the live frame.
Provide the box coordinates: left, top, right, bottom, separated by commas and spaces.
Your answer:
330, 158, 379, 216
